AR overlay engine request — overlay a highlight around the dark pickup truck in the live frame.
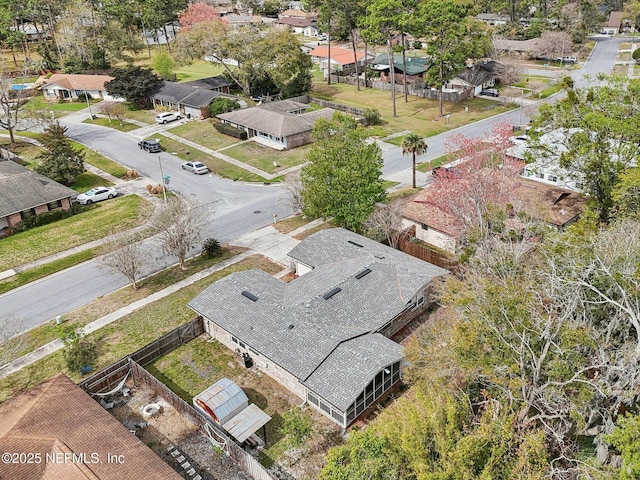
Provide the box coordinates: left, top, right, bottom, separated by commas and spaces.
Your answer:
138, 139, 162, 153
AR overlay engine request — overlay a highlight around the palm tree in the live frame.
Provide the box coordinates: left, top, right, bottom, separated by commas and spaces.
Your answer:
401, 133, 428, 189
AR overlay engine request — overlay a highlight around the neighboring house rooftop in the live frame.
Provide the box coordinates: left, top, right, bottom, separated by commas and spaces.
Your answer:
456, 60, 504, 86
217, 103, 335, 138
493, 37, 541, 53
276, 17, 314, 27
514, 178, 586, 228
371, 54, 431, 76
151, 81, 221, 108
189, 228, 447, 410
0, 374, 182, 480
607, 11, 624, 27
0, 161, 76, 218
38, 73, 114, 92
402, 189, 459, 238
309, 46, 366, 65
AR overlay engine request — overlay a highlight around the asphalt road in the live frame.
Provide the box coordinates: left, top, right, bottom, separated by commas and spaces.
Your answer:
1, 119, 293, 332
0, 34, 628, 333
381, 35, 627, 175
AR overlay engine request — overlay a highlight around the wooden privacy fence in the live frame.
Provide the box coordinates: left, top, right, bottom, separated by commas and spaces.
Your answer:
79, 316, 204, 394
398, 235, 460, 273
308, 96, 364, 116
129, 360, 276, 480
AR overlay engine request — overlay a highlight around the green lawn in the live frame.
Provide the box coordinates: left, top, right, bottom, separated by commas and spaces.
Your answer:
1, 246, 247, 361
72, 171, 114, 191
311, 78, 516, 138
0, 254, 281, 403
122, 104, 156, 124
384, 134, 408, 146
175, 60, 227, 82
0, 249, 99, 296
0, 139, 43, 165
78, 143, 128, 178
82, 116, 140, 132
168, 120, 239, 150
153, 134, 271, 182
222, 142, 311, 174
0, 195, 150, 271
416, 153, 451, 172
24, 95, 95, 113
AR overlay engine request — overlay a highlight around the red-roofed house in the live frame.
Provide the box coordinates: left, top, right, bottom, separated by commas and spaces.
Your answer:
38, 74, 120, 102
308, 46, 370, 75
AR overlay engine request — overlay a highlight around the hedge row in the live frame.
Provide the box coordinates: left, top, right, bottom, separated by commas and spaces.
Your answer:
213, 122, 248, 140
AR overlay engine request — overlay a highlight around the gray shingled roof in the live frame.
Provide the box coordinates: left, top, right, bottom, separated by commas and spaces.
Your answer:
217, 105, 334, 138
303, 334, 404, 411
189, 228, 449, 409
151, 81, 220, 107
0, 161, 76, 218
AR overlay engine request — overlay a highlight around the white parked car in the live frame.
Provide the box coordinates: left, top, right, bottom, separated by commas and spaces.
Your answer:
155, 112, 181, 124
181, 161, 209, 175
76, 186, 118, 205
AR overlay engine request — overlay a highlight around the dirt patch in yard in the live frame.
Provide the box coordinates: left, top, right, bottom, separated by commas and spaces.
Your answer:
111, 380, 251, 480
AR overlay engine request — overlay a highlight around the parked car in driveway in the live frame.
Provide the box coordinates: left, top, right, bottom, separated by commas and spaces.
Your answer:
155, 112, 181, 124
76, 186, 118, 205
138, 139, 162, 152
181, 161, 209, 175
481, 88, 500, 97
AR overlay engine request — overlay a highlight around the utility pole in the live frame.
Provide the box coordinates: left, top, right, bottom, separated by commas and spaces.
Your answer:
158, 156, 167, 205
82, 83, 93, 119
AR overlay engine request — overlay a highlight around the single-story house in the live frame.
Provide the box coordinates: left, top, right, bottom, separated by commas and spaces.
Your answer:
303, 24, 319, 37
0, 374, 182, 480
476, 13, 510, 26
275, 16, 316, 34
308, 46, 370, 75
188, 228, 449, 427
10, 22, 50, 40
449, 61, 503, 95
151, 81, 227, 118
604, 11, 624, 34
493, 37, 542, 58
371, 54, 432, 84
38, 74, 118, 101
0, 159, 76, 233
506, 131, 585, 191
401, 177, 586, 253
216, 99, 335, 149
181, 75, 232, 94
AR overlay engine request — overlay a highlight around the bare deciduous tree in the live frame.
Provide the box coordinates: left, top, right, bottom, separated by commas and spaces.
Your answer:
282, 170, 305, 213
101, 101, 126, 125
98, 233, 150, 290
364, 199, 408, 249
0, 314, 29, 368
532, 31, 573, 61
152, 197, 212, 270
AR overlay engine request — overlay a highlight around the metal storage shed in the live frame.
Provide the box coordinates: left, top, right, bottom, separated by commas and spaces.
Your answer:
193, 378, 272, 444
193, 378, 248, 425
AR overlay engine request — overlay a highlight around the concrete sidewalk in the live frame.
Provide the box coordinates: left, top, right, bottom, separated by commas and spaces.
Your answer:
0, 219, 323, 380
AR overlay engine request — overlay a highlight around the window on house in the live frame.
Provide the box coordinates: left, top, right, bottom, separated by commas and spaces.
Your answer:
232, 336, 239, 345
549, 175, 558, 182
308, 392, 319, 406
536, 172, 545, 179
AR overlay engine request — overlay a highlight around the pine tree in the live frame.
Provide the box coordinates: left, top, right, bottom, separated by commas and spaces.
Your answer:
34, 122, 85, 186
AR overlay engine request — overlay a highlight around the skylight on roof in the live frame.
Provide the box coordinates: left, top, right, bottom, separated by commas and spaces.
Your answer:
355, 268, 372, 279
322, 287, 342, 300
241, 291, 258, 302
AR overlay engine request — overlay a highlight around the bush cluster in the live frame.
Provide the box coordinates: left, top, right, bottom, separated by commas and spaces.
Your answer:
213, 122, 248, 140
